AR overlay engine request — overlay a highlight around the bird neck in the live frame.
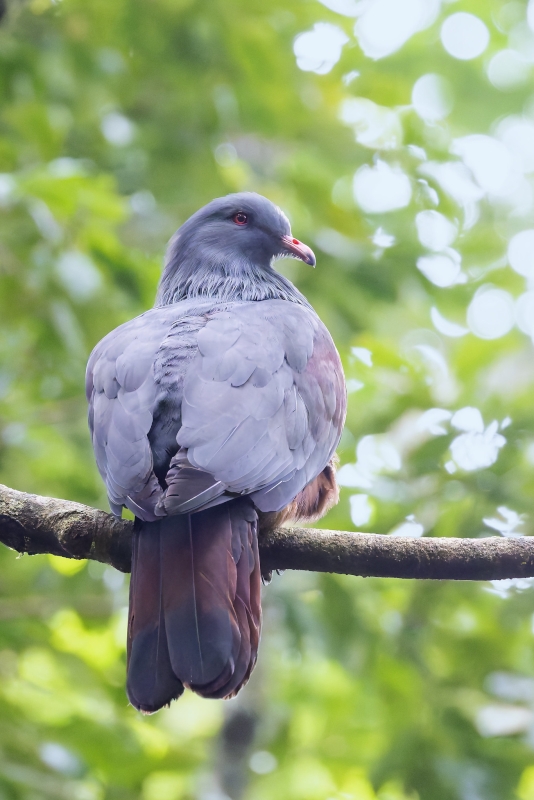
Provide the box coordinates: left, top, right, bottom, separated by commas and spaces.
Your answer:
155, 254, 310, 307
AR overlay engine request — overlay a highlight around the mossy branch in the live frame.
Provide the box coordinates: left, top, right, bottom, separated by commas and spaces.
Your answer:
1, 483, 532, 581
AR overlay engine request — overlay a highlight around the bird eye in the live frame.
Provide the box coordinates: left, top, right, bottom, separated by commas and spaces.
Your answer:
233, 212, 248, 225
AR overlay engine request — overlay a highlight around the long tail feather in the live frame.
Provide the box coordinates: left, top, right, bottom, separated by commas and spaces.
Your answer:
198, 501, 261, 699
126, 499, 261, 712
127, 520, 184, 713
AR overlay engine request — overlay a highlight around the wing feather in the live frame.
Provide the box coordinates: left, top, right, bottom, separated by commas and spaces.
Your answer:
86, 307, 188, 519
175, 300, 345, 513
88, 298, 345, 520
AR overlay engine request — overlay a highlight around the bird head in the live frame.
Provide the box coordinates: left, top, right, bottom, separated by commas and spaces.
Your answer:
169, 192, 315, 272
157, 192, 315, 306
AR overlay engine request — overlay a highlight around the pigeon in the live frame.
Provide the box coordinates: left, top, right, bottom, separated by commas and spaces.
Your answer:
86, 192, 346, 713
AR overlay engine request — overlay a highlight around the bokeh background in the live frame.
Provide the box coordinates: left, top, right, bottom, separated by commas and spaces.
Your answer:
2, 0, 534, 797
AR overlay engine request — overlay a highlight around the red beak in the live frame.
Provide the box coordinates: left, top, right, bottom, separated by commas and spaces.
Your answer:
280, 235, 316, 266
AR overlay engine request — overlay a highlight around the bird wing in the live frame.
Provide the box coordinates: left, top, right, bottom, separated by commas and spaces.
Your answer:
171, 299, 346, 514
86, 304, 204, 520
88, 298, 345, 519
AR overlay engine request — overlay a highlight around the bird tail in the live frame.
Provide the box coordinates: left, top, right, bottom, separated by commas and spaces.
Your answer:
126, 498, 262, 713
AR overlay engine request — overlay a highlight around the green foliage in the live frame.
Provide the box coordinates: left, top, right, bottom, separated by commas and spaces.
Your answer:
1, 0, 534, 797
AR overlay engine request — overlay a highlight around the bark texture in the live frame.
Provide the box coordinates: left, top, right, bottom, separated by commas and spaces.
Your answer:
1, 483, 533, 581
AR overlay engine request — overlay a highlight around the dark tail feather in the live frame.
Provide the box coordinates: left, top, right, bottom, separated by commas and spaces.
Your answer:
127, 520, 184, 713
189, 500, 261, 699
126, 499, 261, 712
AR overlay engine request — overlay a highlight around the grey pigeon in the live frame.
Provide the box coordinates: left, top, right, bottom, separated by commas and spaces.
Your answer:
86, 192, 346, 712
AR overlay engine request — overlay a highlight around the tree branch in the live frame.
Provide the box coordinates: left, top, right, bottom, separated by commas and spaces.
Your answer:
1, 483, 533, 581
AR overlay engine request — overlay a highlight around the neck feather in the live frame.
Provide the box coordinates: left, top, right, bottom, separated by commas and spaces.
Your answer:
155, 254, 309, 307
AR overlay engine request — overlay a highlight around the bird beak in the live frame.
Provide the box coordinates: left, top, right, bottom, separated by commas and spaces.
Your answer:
280, 234, 316, 267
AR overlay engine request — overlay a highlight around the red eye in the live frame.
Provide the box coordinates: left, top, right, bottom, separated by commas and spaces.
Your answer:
233, 212, 248, 225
